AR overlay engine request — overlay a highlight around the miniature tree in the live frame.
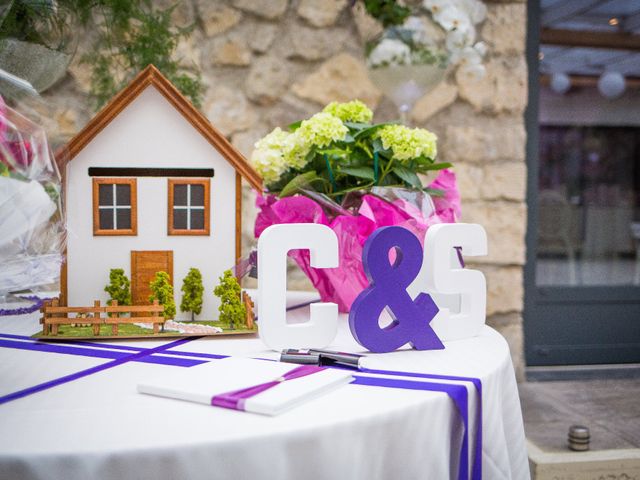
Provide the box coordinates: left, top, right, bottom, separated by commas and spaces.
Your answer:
213, 270, 245, 330
104, 269, 131, 306
180, 268, 204, 322
149, 271, 176, 326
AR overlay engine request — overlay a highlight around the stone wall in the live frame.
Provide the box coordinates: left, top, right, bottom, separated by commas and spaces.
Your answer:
44, 0, 528, 379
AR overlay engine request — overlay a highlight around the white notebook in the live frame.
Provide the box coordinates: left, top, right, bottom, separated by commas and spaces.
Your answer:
138, 357, 353, 416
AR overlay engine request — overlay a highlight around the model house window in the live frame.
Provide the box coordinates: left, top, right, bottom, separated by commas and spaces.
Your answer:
92, 178, 137, 235
168, 179, 210, 235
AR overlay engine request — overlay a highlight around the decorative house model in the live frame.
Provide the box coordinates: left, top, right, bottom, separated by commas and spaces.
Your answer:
59, 65, 262, 321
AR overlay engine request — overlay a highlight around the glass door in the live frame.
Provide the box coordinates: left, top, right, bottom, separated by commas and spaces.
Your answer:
525, 0, 640, 366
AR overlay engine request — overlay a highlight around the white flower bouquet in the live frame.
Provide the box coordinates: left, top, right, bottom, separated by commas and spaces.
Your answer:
366, 0, 489, 79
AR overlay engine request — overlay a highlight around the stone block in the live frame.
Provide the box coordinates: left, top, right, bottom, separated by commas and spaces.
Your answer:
67, 59, 92, 93
204, 86, 257, 136
286, 24, 347, 61
456, 56, 528, 114
157, 0, 196, 28
351, 2, 383, 42
231, 0, 288, 20
481, 162, 527, 201
297, 0, 346, 27
411, 82, 458, 123
452, 162, 483, 201
481, 3, 526, 55
462, 201, 527, 265
482, 265, 524, 315
176, 37, 202, 70
247, 23, 278, 53
292, 53, 382, 108
210, 37, 252, 66
246, 56, 291, 105
197, 2, 242, 37
232, 125, 269, 158
443, 123, 526, 163
488, 319, 524, 381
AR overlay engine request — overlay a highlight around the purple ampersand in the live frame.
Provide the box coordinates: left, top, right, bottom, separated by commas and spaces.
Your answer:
349, 226, 444, 353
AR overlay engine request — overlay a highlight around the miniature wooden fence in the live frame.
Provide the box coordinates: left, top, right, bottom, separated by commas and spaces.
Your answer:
40, 299, 165, 336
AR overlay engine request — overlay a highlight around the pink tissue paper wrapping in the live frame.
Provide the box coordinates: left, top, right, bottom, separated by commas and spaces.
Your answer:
255, 169, 461, 312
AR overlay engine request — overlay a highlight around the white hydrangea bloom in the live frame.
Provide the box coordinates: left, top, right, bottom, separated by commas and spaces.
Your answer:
457, 0, 487, 24
473, 41, 488, 57
433, 5, 472, 32
402, 16, 429, 46
445, 26, 476, 51
423, 0, 450, 15
451, 45, 486, 79
367, 38, 411, 67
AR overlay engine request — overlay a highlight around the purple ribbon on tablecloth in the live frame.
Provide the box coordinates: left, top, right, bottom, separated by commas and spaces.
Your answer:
0, 336, 201, 405
211, 364, 326, 411
354, 372, 478, 480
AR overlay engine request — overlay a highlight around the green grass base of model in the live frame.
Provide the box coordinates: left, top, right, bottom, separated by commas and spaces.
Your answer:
33, 321, 257, 339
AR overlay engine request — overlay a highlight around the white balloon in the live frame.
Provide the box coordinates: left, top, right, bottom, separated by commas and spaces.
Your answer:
257, 223, 339, 351
550, 72, 571, 94
598, 72, 626, 99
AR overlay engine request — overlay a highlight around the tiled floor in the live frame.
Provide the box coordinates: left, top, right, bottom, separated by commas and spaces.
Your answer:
519, 379, 640, 452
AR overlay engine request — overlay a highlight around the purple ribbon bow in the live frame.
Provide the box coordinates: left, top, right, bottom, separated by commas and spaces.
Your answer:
211, 365, 325, 411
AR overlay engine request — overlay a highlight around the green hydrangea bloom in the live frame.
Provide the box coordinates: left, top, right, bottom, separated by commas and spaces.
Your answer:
323, 100, 373, 123
282, 132, 312, 170
296, 112, 348, 148
377, 124, 437, 161
250, 127, 290, 185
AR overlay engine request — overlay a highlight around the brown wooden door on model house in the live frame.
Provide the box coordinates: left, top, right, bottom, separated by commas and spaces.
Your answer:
131, 251, 173, 307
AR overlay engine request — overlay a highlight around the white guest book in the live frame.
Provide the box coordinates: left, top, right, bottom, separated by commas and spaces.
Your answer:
138, 357, 353, 416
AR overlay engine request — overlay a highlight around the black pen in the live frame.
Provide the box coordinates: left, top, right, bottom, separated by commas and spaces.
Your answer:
280, 349, 364, 370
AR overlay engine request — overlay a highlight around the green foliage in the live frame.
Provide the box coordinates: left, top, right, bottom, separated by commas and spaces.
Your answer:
82, 0, 203, 110
361, 0, 411, 28
0, 0, 76, 50
267, 120, 447, 199
0, 1, 203, 108
149, 271, 176, 320
180, 267, 204, 321
104, 268, 131, 306
213, 270, 245, 330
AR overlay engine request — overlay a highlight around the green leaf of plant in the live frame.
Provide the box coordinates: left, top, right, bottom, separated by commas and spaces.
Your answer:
392, 165, 423, 189
288, 120, 302, 131
279, 171, 319, 197
338, 166, 376, 180
372, 137, 386, 153
344, 122, 370, 131
354, 122, 396, 140
423, 187, 445, 197
418, 162, 452, 171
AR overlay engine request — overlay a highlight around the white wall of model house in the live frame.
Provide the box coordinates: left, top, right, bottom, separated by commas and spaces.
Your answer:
65, 86, 237, 321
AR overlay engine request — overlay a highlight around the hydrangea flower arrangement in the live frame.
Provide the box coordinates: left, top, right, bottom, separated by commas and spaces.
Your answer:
250, 100, 461, 312
250, 100, 449, 198
365, 0, 488, 79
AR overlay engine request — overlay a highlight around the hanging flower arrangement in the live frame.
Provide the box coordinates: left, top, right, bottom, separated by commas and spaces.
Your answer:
364, 0, 489, 79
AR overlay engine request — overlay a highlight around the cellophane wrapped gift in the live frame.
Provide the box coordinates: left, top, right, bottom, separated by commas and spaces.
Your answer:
255, 169, 460, 312
0, 76, 65, 298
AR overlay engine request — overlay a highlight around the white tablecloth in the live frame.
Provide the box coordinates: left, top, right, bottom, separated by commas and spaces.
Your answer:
0, 293, 529, 480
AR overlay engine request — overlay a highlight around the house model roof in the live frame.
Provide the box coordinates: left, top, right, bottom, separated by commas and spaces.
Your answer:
59, 64, 263, 191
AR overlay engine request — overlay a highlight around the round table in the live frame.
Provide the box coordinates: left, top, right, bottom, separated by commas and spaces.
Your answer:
0, 293, 530, 480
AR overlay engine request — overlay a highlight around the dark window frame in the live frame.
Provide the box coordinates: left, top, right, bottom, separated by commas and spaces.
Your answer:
167, 178, 210, 236
92, 178, 137, 236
